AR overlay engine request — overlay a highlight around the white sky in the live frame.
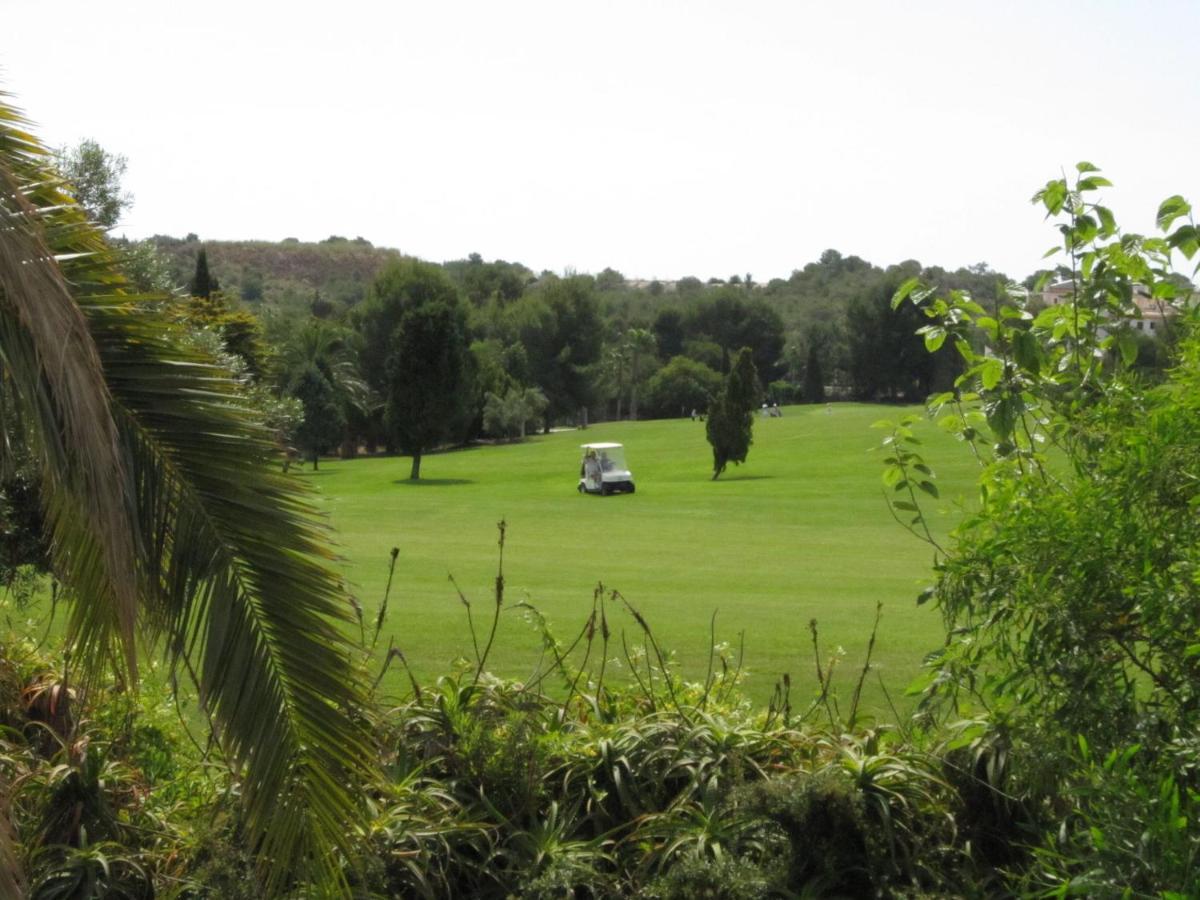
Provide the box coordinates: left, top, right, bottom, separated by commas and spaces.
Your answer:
2, 0, 1197, 282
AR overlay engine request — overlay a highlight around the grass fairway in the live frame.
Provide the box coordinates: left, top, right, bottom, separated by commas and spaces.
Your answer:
304, 404, 977, 718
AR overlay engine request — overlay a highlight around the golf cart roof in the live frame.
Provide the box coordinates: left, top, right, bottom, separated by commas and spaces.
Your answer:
581, 442, 623, 450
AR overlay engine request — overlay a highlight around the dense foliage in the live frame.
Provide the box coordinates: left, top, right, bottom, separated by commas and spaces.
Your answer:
884, 164, 1200, 895
0, 556, 990, 897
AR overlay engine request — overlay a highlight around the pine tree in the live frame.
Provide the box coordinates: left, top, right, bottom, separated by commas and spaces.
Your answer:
706, 347, 760, 479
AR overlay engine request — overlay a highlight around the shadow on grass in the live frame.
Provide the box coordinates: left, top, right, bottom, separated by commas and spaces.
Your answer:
392, 478, 475, 487
712, 474, 776, 482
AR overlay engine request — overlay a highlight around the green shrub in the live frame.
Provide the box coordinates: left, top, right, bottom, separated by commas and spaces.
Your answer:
638, 854, 779, 900
891, 166, 1200, 895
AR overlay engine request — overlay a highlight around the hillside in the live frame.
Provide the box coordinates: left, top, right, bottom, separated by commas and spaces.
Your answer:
149, 233, 402, 311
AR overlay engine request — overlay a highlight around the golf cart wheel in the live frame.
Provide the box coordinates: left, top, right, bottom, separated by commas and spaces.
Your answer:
601, 483, 611, 496
577, 483, 584, 493
628, 483, 635, 494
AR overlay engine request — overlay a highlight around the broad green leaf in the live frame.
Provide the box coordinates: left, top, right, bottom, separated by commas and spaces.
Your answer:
979, 357, 1004, 390
1012, 330, 1041, 373
1035, 179, 1067, 215
1080, 252, 1096, 280
1117, 330, 1137, 366
905, 669, 936, 695
985, 395, 1017, 439
1077, 176, 1112, 191
1151, 280, 1177, 300
922, 326, 947, 352
958, 297, 988, 317
1034, 305, 1063, 328
1075, 161, 1100, 173
1167, 224, 1199, 259
1157, 194, 1191, 230
891, 276, 921, 309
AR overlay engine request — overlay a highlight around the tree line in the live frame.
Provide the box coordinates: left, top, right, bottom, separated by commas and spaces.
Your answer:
152, 243, 1054, 477
55, 139, 1190, 480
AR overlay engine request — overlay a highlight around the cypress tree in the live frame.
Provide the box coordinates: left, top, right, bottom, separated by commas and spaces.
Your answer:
804, 343, 826, 403
190, 247, 219, 298
725, 346, 762, 413
706, 347, 760, 479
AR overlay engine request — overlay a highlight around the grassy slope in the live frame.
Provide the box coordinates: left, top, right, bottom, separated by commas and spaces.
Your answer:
303, 403, 977, 717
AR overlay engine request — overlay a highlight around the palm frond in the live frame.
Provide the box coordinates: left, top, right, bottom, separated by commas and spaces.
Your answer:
0, 93, 375, 892
0, 109, 140, 672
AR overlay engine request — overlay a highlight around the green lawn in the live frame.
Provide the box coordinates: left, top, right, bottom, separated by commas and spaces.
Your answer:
302, 404, 978, 717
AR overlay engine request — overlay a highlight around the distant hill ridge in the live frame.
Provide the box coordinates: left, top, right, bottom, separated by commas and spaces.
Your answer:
149, 234, 403, 309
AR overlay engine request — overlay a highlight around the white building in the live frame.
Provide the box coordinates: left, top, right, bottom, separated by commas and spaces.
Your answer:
1037, 280, 1183, 336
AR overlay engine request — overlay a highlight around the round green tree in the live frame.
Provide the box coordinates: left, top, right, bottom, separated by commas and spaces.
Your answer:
360, 259, 471, 479
644, 355, 722, 418
289, 364, 346, 470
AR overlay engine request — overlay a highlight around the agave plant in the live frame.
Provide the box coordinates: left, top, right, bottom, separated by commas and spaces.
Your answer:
28, 840, 150, 900
0, 94, 374, 893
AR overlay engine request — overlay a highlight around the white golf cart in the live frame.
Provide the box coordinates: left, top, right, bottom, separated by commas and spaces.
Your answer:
578, 442, 635, 495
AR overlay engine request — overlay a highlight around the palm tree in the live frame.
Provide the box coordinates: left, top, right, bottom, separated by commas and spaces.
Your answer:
281, 319, 371, 409
599, 343, 631, 420
280, 320, 375, 462
0, 95, 373, 894
624, 327, 658, 421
